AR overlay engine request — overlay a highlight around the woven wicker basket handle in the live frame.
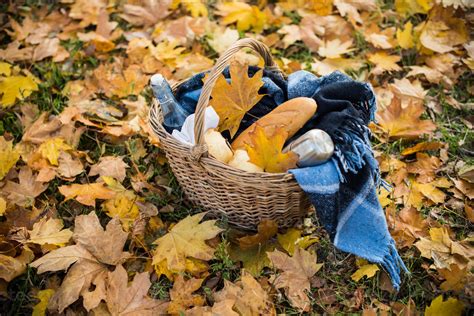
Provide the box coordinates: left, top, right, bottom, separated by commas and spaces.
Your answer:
192, 38, 282, 158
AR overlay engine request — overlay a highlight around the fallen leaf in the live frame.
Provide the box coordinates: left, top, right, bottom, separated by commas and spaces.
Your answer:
414, 227, 473, 269
438, 264, 468, 292
58, 182, 116, 206
214, 271, 275, 315
167, 275, 205, 314
215, 2, 266, 32
395, 0, 432, 16
152, 213, 223, 272
32, 289, 55, 316
105, 264, 168, 316
93, 62, 149, 98
26, 217, 73, 246
0, 41, 34, 62
0, 198, 6, 216
246, 125, 298, 173
318, 39, 354, 58
389, 207, 428, 248
406, 66, 445, 85
228, 240, 274, 276
334, 0, 377, 24
375, 98, 436, 140
210, 60, 265, 137
0, 136, 20, 180
267, 248, 322, 312
89, 156, 129, 182
390, 78, 427, 101
120, 0, 171, 26
33, 38, 68, 62
0, 73, 39, 107
3, 166, 48, 207
102, 191, 140, 231
351, 264, 380, 282
187, 299, 238, 316
368, 51, 402, 75
57, 152, 84, 178
407, 153, 441, 183
425, 295, 464, 316
38, 138, 72, 166
420, 6, 468, 54
401, 141, 444, 155
175, 0, 208, 17
238, 219, 278, 249
0, 247, 34, 282
311, 56, 363, 76
207, 27, 240, 54
396, 21, 415, 49
277, 228, 302, 255
278, 25, 303, 48
31, 213, 130, 312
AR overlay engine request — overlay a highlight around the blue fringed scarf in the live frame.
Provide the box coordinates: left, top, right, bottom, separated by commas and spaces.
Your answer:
172, 69, 408, 290
287, 71, 408, 290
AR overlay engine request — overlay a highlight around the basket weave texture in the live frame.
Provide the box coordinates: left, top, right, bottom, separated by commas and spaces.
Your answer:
149, 38, 311, 229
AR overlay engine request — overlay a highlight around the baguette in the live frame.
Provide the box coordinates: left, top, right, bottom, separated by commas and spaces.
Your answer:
231, 97, 317, 149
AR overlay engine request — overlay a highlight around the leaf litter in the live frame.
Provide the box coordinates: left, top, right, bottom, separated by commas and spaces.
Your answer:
0, 0, 472, 315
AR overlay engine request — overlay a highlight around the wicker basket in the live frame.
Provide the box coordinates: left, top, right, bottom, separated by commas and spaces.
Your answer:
149, 38, 311, 230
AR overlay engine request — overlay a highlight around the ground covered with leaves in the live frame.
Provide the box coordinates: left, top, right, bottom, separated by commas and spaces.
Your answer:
0, 0, 473, 315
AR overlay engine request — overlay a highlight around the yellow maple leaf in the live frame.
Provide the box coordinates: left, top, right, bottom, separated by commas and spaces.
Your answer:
425, 295, 464, 316
152, 213, 223, 272
32, 289, 55, 316
395, 0, 433, 16
246, 125, 298, 173
0, 62, 12, 76
38, 138, 72, 166
102, 191, 140, 231
216, 2, 266, 32
0, 73, 39, 107
171, 0, 208, 17
396, 21, 415, 49
375, 98, 436, 140
27, 217, 73, 246
368, 51, 402, 75
58, 183, 116, 206
351, 263, 379, 282
151, 40, 186, 65
0, 136, 20, 180
210, 60, 265, 137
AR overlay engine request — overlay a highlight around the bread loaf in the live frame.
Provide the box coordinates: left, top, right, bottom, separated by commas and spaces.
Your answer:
231, 97, 317, 149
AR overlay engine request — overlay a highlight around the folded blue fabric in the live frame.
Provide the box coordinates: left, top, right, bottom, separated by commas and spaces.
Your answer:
288, 71, 408, 290
169, 68, 407, 290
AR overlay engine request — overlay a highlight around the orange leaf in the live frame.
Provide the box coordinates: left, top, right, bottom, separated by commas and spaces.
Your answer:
376, 98, 436, 140
58, 183, 116, 206
210, 60, 265, 137
245, 125, 298, 173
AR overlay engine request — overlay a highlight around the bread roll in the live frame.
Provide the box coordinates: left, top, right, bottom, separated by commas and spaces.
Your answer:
231, 97, 317, 149
227, 149, 263, 172
204, 129, 233, 163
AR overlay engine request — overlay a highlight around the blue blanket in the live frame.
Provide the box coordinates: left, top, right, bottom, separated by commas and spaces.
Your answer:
171, 69, 408, 290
